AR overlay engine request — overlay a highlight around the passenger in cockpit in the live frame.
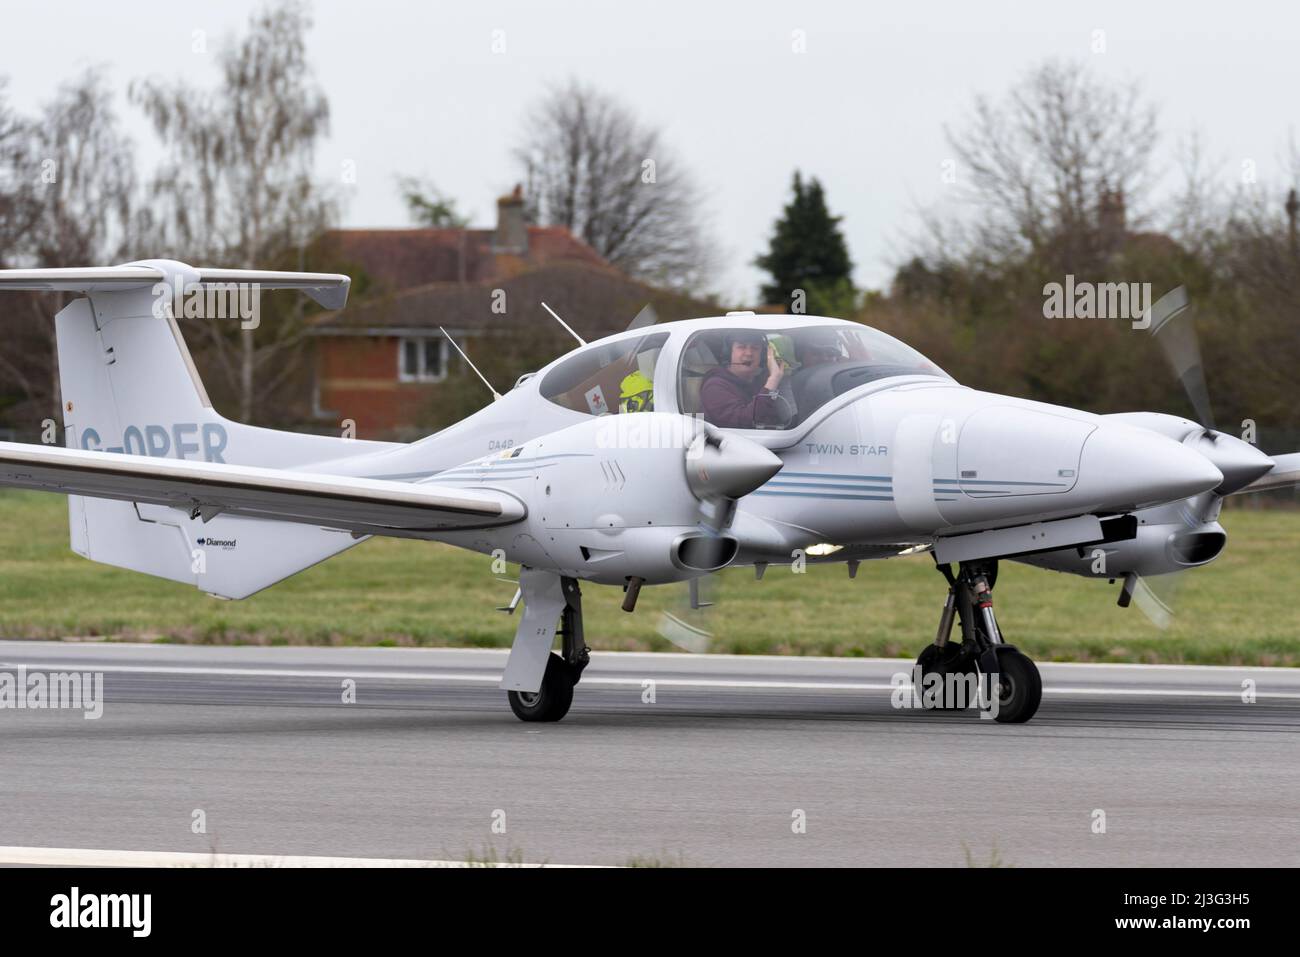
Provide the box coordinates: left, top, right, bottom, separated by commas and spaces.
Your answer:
794, 328, 845, 368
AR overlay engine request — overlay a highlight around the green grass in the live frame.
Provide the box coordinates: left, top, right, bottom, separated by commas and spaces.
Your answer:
0, 489, 1297, 665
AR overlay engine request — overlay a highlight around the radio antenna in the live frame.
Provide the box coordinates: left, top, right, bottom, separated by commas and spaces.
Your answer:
439, 327, 501, 401
540, 301, 586, 346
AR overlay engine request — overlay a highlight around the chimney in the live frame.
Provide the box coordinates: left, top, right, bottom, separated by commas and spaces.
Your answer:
1286, 188, 1298, 259
1098, 185, 1126, 258
494, 184, 529, 255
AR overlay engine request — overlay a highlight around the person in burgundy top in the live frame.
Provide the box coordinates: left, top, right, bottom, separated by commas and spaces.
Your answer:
699, 330, 789, 428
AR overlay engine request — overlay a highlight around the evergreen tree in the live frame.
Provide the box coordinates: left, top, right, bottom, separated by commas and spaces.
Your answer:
755, 172, 855, 314
397, 176, 469, 228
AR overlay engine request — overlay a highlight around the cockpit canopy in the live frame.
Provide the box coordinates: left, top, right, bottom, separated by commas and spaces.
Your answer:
679, 324, 947, 429
536, 321, 947, 429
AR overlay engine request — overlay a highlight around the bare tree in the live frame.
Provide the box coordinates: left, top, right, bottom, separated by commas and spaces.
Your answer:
941, 59, 1159, 269
1166, 130, 1231, 264
131, 0, 334, 423
0, 78, 36, 268
515, 79, 714, 292
0, 81, 38, 420
29, 69, 138, 268
1, 70, 140, 425
1205, 140, 1300, 426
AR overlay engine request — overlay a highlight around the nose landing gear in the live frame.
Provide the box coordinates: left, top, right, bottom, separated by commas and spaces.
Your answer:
914, 560, 1042, 723
507, 652, 577, 721
506, 575, 590, 722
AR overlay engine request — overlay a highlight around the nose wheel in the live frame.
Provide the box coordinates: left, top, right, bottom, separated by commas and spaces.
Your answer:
918, 560, 1042, 723
506, 576, 589, 723
507, 653, 577, 722
986, 645, 1041, 723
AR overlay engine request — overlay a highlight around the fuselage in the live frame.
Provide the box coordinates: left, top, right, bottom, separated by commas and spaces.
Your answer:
302, 315, 1232, 584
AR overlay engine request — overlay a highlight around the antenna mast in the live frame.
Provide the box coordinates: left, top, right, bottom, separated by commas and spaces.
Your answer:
540, 302, 586, 346
439, 327, 501, 401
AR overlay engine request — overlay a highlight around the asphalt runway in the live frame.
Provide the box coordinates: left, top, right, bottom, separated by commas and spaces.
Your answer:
1, 640, 1298, 867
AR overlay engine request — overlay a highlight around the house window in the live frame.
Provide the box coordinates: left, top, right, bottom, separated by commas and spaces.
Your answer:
398, 337, 447, 383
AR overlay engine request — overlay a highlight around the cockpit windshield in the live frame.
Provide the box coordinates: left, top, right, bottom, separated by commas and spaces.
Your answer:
679, 324, 948, 430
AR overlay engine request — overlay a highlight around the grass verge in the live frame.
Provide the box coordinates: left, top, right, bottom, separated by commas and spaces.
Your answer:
1, 489, 1297, 665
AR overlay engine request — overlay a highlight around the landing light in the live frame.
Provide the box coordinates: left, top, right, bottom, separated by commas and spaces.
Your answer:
805, 543, 842, 557
896, 544, 933, 556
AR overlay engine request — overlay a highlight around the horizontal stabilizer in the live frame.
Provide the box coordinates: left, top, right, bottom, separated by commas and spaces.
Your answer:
0, 260, 351, 308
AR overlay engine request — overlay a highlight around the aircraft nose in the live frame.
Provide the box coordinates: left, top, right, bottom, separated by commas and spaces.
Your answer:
685, 429, 783, 501
1079, 423, 1223, 508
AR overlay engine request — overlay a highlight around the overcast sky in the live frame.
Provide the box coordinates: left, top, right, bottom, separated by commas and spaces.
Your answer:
3, 0, 1297, 302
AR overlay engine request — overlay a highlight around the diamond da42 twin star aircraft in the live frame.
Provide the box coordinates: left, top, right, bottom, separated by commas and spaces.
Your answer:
0, 261, 1294, 723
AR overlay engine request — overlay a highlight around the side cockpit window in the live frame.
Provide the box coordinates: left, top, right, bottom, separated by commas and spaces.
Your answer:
539, 333, 669, 415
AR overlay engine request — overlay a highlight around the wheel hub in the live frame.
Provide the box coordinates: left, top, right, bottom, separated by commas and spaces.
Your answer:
998, 674, 1014, 704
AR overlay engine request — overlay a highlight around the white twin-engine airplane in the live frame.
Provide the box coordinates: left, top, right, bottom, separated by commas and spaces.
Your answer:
0, 261, 1295, 723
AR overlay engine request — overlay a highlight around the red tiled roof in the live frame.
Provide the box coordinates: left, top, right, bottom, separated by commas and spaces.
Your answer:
315, 226, 612, 292
309, 260, 720, 340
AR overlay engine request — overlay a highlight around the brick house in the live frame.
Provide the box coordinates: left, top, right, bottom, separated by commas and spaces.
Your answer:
308, 189, 720, 439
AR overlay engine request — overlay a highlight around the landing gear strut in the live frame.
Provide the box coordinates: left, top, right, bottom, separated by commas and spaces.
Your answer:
914, 559, 1042, 723
507, 576, 590, 722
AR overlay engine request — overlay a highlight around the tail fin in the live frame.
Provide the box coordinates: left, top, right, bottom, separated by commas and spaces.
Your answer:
2, 259, 398, 599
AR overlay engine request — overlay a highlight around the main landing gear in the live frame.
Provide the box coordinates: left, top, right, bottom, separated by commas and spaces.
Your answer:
507, 576, 590, 722
914, 559, 1042, 723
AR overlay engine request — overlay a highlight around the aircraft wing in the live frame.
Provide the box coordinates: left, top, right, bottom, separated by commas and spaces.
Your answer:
0, 441, 524, 535
1232, 452, 1300, 496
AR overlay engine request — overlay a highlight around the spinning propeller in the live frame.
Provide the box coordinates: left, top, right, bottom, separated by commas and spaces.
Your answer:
1148, 287, 1215, 433
656, 425, 780, 652
1126, 287, 1276, 627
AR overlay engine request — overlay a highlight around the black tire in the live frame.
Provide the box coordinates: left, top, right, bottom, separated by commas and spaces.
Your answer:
914, 643, 974, 710
988, 646, 1042, 724
507, 653, 575, 722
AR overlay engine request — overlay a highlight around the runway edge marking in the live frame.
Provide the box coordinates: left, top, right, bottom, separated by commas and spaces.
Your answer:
0, 845, 613, 868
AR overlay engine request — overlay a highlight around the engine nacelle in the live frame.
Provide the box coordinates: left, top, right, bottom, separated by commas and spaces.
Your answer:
1018, 418, 1249, 580
1017, 517, 1226, 579
535, 524, 740, 586
438, 412, 776, 586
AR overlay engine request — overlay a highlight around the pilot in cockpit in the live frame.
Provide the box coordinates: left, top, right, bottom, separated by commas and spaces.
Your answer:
699, 330, 791, 429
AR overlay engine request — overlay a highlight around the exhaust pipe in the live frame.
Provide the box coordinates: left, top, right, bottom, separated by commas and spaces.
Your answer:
672, 533, 738, 572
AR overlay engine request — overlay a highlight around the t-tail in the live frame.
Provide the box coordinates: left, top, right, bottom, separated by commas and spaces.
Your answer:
0, 259, 396, 598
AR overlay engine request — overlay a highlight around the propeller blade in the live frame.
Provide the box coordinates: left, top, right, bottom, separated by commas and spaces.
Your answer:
1146, 286, 1215, 431
656, 611, 712, 653
625, 303, 659, 331
1121, 289, 1250, 627
1129, 573, 1181, 630
656, 574, 716, 652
